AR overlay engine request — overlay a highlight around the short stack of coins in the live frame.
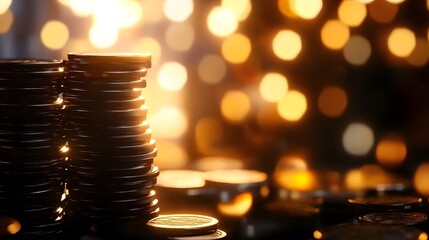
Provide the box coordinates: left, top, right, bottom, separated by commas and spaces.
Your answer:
63, 53, 160, 225
0, 60, 65, 239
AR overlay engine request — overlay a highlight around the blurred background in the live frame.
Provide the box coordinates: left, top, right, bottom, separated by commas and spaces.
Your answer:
1, 0, 429, 218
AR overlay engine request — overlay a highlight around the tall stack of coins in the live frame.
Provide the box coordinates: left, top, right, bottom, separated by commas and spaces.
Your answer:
0, 60, 65, 239
63, 53, 159, 224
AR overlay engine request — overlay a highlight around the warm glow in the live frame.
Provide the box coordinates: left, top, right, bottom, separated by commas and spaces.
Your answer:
60, 145, 69, 153
275, 169, 316, 191
195, 117, 224, 152
6, 220, 21, 235
278, 0, 298, 18
321, 20, 350, 50
277, 155, 308, 171
0, 10, 13, 34
217, 192, 253, 217
376, 134, 407, 168
358, 0, 374, 3
116, 0, 143, 28
157, 62, 188, 91
221, 90, 251, 123
259, 72, 289, 103
155, 140, 189, 169
69, 0, 95, 17
0, 0, 12, 15
62, 38, 92, 59
277, 90, 307, 122
368, 0, 398, 23
131, 37, 162, 64
151, 107, 188, 139
414, 162, 429, 196
386, 0, 405, 3
388, 27, 416, 57
163, 0, 193, 22
419, 233, 429, 240
89, 24, 118, 48
345, 169, 364, 191
345, 165, 393, 191
343, 35, 372, 65
318, 86, 348, 117
338, 0, 367, 27
40, 20, 69, 50
205, 169, 268, 184
290, 0, 323, 20
221, 33, 252, 64
222, 0, 252, 21
165, 22, 195, 52
198, 54, 227, 85
272, 30, 302, 61
157, 170, 205, 188
406, 38, 429, 67
207, 6, 239, 37
343, 123, 374, 156
257, 103, 285, 129
196, 156, 244, 171
313, 230, 323, 239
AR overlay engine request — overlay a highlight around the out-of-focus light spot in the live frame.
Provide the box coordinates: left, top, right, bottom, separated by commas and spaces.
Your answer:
69, 0, 96, 17
419, 233, 429, 240
257, 104, 284, 129
368, 0, 398, 23
40, 20, 69, 50
0, 0, 12, 15
388, 27, 416, 57
89, 24, 118, 48
406, 38, 429, 67
358, 0, 374, 3
62, 38, 91, 59
277, 90, 307, 122
163, 0, 193, 22
165, 22, 195, 52
141, 0, 164, 23
207, 6, 238, 37
157, 170, 205, 188
272, 30, 302, 61
313, 230, 323, 239
414, 162, 429, 196
0, 10, 13, 34
151, 107, 188, 139
155, 140, 188, 169
221, 90, 250, 123
290, 0, 323, 20
277, 155, 308, 171
6, 220, 20, 235
158, 62, 187, 91
259, 72, 289, 103
195, 156, 244, 171
376, 134, 407, 169
342, 122, 374, 156
221, 33, 251, 64
198, 54, 227, 85
318, 86, 348, 117
218, 192, 253, 217
343, 35, 372, 65
195, 117, 224, 152
345, 165, 392, 191
117, 0, 143, 28
275, 167, 316, 191
131, 37, 162, 64
278, 0, 298, 18
386, 0, 405, 3
338, 0, 367, 27
321, 20, 350, 50
222, 0, 252, 21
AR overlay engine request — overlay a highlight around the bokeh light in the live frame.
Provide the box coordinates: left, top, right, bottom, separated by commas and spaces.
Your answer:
259, 72, 289, 103
40, 20, 70, 50
387, 27, 416, 57
221, 33, 252, 64
89, 24, 118, 48
414, 162, 429, 196
157, 62, 188, 91
277, 90, 307, 122
368, 0, 398, 24
358, 0, 374, 3
195, 117, 224, 153
198, 54, 227, 85
115, 0, 143, 28
342, 123, 374, 156
222, 0, 252, 21
61, 38, 92, 58
69, 0, 95, 17
344, 164, 393, 191
338, 0, 367, 27
163, 0, 194, 22
406, 38, 429, 67
278, 0, 298, 18
195, 156, 244, 171
217, 192, 253, 217
207, 6, 238, 37
151, 107, 188, 139
155, 140, 189, 169
0, 10, 13, 34
131, 37, 162, 64
385, 0, 405, 3
0, 0, 12, 15
321, 20, 350, 50
272, 29, 302, 61
318, 86, 348, 117
375, 134, 407, 169
343, 35, 372, 65
274, 155, 316, 191
165, 22, 195, 52
221, 90, 251, 123
289, 0, 323, 20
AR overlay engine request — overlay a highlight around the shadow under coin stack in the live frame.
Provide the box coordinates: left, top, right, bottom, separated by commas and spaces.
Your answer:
63, 53, 159, 226
0, 60, 65, 239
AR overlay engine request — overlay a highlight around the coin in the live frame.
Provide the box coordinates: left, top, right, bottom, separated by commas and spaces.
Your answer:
147, 214, 219, 237
67, 52, 151, 62
157, 170, 206, 189
348, 195, 424, 211
204, 169, 268, 190
359, 212, 428, 225
169, 229, 227, 240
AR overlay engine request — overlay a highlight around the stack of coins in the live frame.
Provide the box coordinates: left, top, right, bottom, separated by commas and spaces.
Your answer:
0, 60, 65, 239
63, 53, 159, 224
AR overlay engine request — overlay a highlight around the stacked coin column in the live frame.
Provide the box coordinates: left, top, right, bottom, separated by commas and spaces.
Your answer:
0, 60, 65, 239
63, 53, 160, 225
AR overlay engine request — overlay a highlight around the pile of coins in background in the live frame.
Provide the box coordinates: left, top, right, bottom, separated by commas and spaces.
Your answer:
63, 53, 160, 226
0, 60, 65, 239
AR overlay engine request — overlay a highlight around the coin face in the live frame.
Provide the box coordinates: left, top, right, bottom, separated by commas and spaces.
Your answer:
147, 214, 219, 236
157, 170, 206, 189
169, 229, 227, 239
360, 212, 428, 225
204, 169, 267, 185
